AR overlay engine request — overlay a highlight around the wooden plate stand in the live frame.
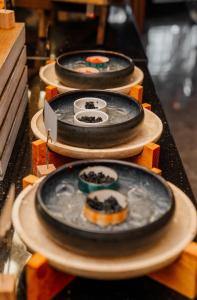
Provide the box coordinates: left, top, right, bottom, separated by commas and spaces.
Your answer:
1, 85, 197, 300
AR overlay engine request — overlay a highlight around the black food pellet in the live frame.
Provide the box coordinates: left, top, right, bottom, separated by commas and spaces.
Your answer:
85, 101, 98, 109
80, 171, 114, 184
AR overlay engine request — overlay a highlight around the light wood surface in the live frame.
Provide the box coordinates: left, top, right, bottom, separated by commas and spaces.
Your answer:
31, 108, 163, 159
0, 87, 28, 179
39, 63, 144, 95
0, 23, 25, 96
0, 67, 27, 157
0, 46, 26, 127
12, 182, 197, 279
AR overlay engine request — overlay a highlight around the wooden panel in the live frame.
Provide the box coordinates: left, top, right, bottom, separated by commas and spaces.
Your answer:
0, 23, 25, 95
0, 67, 27, 157
14, 0, 51, 9
0, 87, 28, 179
0, 46, 26, 127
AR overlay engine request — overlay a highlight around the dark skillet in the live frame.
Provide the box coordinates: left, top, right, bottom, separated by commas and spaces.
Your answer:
44, 90, 144, 149
55, 50, 135, 89
36, 160, 175, 257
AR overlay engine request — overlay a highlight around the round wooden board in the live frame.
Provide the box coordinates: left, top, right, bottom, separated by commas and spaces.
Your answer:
31, 109, 163, 159
39, 63, 144, 95
12, 183, 197, 280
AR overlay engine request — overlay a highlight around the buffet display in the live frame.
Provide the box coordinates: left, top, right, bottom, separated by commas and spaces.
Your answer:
0, 38, 196, 300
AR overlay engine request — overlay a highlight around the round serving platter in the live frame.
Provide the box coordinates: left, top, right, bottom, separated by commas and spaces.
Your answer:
39, 63, 144, 95
35, 160, 175, 257
55, 50, 135, 89
12, 181, 197, 279
31, 108, 163, 158
44, 90, 144, 149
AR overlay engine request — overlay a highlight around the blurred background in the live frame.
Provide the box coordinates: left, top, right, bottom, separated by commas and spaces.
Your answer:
8, 0, 197, 197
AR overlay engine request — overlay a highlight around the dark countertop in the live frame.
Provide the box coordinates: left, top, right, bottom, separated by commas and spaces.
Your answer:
0, 6, 195, 300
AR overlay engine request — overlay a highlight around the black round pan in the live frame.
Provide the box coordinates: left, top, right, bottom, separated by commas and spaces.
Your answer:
44, 90, 144, 149
36, 160, 175, 257
55, 50, 135, 89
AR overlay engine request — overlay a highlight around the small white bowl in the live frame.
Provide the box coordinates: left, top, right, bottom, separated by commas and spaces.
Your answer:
74, 110, 109, 127
74, 97, 107, 114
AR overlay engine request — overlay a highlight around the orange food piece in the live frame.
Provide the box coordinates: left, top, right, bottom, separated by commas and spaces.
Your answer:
86, 56, 109, 64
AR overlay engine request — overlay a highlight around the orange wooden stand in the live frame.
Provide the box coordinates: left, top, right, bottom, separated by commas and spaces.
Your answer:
18, 84, 197, 299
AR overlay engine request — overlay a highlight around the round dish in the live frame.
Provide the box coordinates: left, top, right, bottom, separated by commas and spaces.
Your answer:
55, 50, 135, 89
78, 166, 118, 193
74, 97, 107, 113
31, 108, 162, 159
84, 190, 128, 227
35, 160, 175, 257
39, 63, 144, 95
12, 181, 197, 279
45, 90, 144, 149
74, 110, 109, 127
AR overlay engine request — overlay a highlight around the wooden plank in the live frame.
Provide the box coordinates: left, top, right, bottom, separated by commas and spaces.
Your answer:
0, 87, 28, 179
0, 23, 25, 95
0, 46, 26, 127
0, 67, 27, 157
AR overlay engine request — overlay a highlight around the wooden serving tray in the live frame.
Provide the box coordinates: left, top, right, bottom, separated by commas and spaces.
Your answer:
0, 67, 27, 156
31, 108, 163, 159
0, 23, 25, 95
0, 87, 28, 179
12, 182, 197, 279
0, 46, 26, 127
39, 63, 144, 95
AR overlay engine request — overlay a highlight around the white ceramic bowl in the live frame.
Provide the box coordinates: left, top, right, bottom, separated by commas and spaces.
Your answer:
74, 97, 107, 114
74, 110, 109, 127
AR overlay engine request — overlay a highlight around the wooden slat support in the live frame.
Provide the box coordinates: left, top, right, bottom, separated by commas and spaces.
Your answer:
26, 253, 75, 300
32, 139, 72, 175
142, 103, 152, 110
22, 175, 39, 189
45, 85, 58, 101
151, 167, 162, 175
129, 84, 143, 103
132, 143, 160, 169
0, 10, 15, 29
0, 274, 16, 300
149, 242, 197, 299
36, 164, 56, 177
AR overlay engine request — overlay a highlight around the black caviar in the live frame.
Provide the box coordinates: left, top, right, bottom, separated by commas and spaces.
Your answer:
80, 171, 114, 184
85, 101, 98, 109
78, 116, 102, 123
87, 196, 122, 213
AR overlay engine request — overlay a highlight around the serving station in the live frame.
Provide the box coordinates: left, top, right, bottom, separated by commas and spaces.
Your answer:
0, 5, 197, 300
